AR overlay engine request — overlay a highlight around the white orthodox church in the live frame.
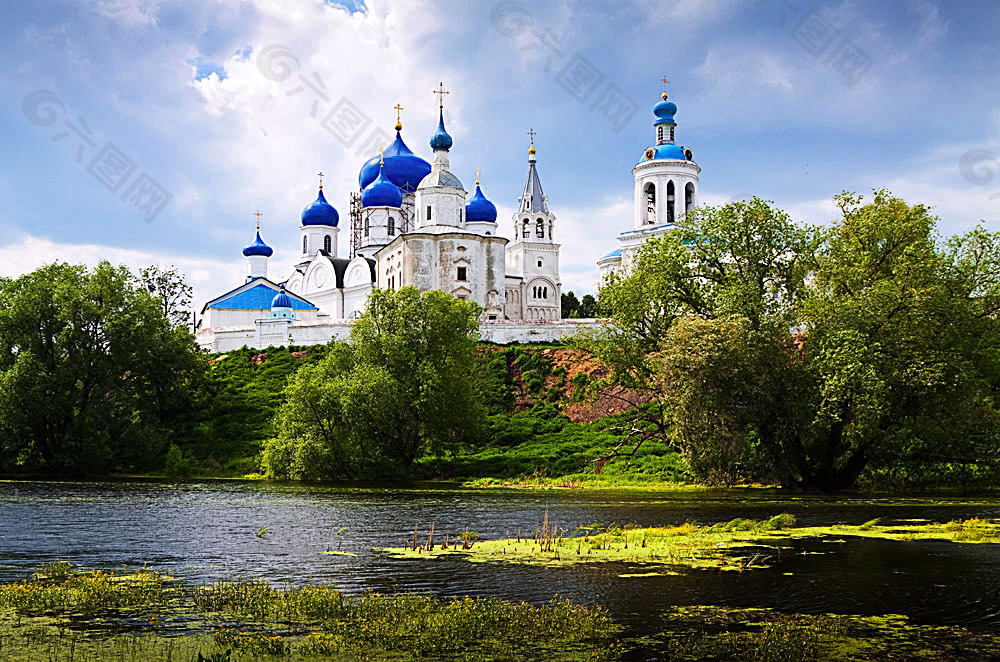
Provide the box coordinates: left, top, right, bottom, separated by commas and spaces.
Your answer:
597, 89, 698, 279
196, 86, 698, 351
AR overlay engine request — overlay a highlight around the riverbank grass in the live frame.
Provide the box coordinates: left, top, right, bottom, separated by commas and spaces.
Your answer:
648, 606, 1000, 661
378, 516, 1000, 574
0, 565, 618, 661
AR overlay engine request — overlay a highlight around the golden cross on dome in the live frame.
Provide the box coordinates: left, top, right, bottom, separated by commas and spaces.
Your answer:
432, 81, 449, 108
379, 146, 385, 166
317, 171, 324, 190
393, 103, 404, 131
527, 127, 536, 154
660, 75, 670, 99
254, 208, 262, 231
475, 167, 480, 186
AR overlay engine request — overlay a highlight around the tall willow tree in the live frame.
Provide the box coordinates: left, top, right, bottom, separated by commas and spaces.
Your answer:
0, 262, 202, 474
586, 193, 1000, 490
263, 287, 483, 480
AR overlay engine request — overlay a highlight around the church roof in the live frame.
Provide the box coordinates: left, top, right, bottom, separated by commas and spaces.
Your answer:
361, 161, 403, 208
519, 155, 548, 214
314, 254, 376, 288
419, 168, 463, 189
242, 230, 273, 257
429, 107, 453, 151
358, 131, 431, 193
202, 279, 318, 313
301, 188, 340, 227
466, 183, 497, 223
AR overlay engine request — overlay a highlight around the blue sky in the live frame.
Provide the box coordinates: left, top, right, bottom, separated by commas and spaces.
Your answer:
1, 0, 999, 303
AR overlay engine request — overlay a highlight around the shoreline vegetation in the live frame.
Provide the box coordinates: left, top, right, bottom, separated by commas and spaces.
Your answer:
4, 539, 1000, 661
7, 193, 1000, 492
0, 563, 619, 661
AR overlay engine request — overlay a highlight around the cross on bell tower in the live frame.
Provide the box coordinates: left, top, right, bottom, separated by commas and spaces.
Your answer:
393, 103, 403, 131
432, 82, 449, 108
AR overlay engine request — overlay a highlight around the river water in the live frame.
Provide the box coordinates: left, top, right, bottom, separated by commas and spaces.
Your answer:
1, 479, 999, 653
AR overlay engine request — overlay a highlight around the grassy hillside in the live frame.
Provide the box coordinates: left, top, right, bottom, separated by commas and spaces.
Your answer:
165, 343, 687, 485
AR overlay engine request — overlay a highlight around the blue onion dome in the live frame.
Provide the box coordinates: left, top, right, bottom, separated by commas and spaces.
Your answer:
429, 107, 453, 151
301, 187, 340, 227
644, 143, 687, 160
361, 160, 403, 208
466, 181, 497, 223
242, 229, 273, 257
271, 284, 292, 309
653, 92, 677, 124
358, 131, 431, 192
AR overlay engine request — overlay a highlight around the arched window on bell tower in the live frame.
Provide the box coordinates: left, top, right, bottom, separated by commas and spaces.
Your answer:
685, 182, 695, 218
522, 219, 530, 238
644, 182, 656, 225
535, 219, 544, 238
666, 180, 675, 225
302, 236, 307, 254
323, 235, 331, 253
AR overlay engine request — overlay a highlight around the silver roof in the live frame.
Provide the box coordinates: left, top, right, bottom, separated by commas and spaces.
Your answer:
518, 158, 548, 214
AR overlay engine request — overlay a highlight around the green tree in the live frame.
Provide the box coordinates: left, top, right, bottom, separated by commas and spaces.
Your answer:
561, 291, 581, 318
0, 262, 202, 474
136, 265, 193, 329
793, 191, 1000, 489
586, 193, 1000, 490
578, 197, 820, 472
263, 287, 483, 479
579, 294, 600, 318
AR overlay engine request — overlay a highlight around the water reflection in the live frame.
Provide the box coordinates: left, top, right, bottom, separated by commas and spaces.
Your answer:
1, 479, 998, 637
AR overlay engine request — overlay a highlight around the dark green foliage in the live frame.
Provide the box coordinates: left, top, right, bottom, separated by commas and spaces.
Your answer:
561, 291, 581, 318
562, 291, 601, 318
477, 349, 516, 415
515, 350, 552, 394
418, 406, 690, 484
570, 371, 592, 402
163, 443, 195, 478
262, 288, 483, 480
168, 345, 328, 473
0, 262, 203, 475
588, 192, 1000, 490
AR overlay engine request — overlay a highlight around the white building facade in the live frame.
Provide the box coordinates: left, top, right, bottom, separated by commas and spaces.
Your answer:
196, 95, 583, 352
598, 89, 700, 279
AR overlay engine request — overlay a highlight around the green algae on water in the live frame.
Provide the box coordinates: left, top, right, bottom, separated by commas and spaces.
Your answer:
377, 516, 1000, 574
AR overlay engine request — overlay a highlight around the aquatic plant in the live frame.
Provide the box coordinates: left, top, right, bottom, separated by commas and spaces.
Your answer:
379, 514, 1000, 574
653, 606, 1000, 661
0, 565, 618, 661
0, 566, 172, 617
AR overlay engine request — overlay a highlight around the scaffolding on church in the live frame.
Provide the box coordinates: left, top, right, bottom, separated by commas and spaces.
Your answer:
349, 190, 363, 258
349, 191, 415, 258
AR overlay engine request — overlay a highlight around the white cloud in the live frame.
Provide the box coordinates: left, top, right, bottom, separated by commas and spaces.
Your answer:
91, 0, 160, 29
0, 233, 250, 312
